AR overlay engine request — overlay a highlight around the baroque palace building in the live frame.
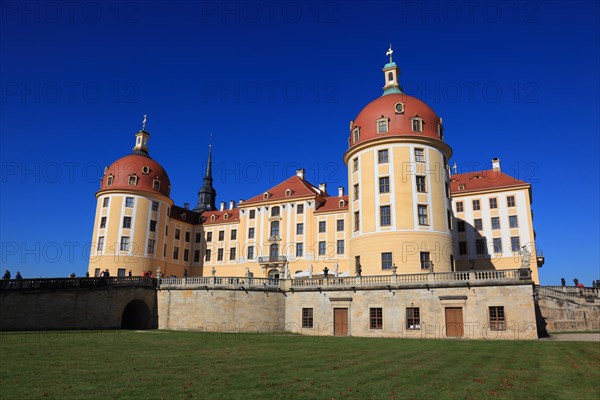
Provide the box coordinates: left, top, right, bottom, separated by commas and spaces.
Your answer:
88, 53, 543, 285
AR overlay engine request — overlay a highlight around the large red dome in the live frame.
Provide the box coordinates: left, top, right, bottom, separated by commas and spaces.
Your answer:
350, 93, 444, 148
99, 153, 171, 197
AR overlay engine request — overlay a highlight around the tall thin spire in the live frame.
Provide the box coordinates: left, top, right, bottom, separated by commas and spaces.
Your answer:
194, 140, 217, 213
382, 44, 403, 96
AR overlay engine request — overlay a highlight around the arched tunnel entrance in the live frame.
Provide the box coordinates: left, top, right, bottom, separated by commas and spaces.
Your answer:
121, 299, 151, 330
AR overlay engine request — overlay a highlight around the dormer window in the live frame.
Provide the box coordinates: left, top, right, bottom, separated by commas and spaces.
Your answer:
142, 166, 150, 175
411, 117, 424, 133
377, 117, 389, 134
128, 175, 138, 186
352, 127, 360, 143
285, 189, 293, 197
394, 102, 405, 114
181, 213, 186, 221
263, 192, 271, 200
339, 200, 345, 207
458, 185, 466, 191
211, 215, 216, 221
224, 213, 229, 220
106, 175, 114, 186
153, 179, 161, 190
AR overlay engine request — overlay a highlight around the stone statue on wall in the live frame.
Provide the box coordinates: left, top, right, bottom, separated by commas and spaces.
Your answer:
156, 267, 162, 279
520, 246, 531, 268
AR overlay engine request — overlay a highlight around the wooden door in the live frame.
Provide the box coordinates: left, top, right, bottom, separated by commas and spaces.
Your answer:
445, 307, 464, 337
334, 308, 348, 336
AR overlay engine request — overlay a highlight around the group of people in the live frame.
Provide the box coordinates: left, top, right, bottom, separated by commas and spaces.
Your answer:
2, 269, 22, 280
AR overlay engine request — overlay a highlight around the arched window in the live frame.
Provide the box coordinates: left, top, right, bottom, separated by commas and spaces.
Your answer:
388, 71, 394, 82
128, 175, 138, 186
271, 206, 280, 217
153, 179, 160, 190
269, 244, 279, 260
270, 220, 280, 237
106, 175, 113, 186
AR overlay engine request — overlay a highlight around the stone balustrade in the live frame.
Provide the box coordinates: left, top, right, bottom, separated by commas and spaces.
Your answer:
0, 277, 156, 290
159, 276, 281, 290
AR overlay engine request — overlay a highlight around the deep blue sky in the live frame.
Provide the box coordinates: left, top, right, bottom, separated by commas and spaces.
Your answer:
1, 1, 598, 285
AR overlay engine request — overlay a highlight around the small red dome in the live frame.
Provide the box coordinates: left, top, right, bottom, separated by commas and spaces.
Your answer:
99, 154, 171, 197
350, 93, 443, 147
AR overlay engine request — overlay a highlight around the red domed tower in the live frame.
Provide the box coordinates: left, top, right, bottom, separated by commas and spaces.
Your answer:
88, 122, 175, 277
343, 47, 454, 275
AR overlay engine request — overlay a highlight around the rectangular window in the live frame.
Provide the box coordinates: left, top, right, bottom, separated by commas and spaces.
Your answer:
184, 249, 189, 262
337, 219, 344, 231
337, 240, 345, 255
474, 218, 483, 231
115, 268, 125, 277
412, 119, 422, 132
194, 250, 200, 263
302, 308, 314, 328
507, 196, 516, 207
231, 229, 237, 240
185, 231, 190, 242
120, 236, 130, 251
319, 221, 326, 233
355, 256, 361, 273
175, 229, 181, 240
165, 226, 168, 236
229, 247, 236, 260
379, 177, 390, 193
296, 223, 304, 235
458, 241, 467, 255
380, 205, 391, 226
100, 217, 106, 229
491, 217, 500, 230
414, 148, 425, 162
97, 236, 104, 251
457, 220, 465, 232
218, 231, 224, 241
249, 210, 256, 219
406, 307, 420, 330
147, 239, 155, 254
377, 120, 388, 134
447, 210, 453, 231
416, 176, 426, 192
509, 215, 518, 228
370, 308, 383, 329
217, 248, 223, 261
247, 246, 254, 260
353, 184, 359, 200
378, 149, 389, 163
195, 232, 201, 243
206, 232, 213, 242
152, 201, 159, 212
125, 197, 134, 207
489, 198, 498, 209
381, 252, 392, 270
173, 247, 179, 260
248, 227, 255, 239
417, 205, 428, 226
205, 249, 212, 262
420, 252, 430, 269
296, 243, 304, 257
472, 199, 481, 211
318, 241, 326, 256
102, 197, 109, 207
493, 238, 502, 253
122, 216, 131, 229
511, 236, 520, 252
163, 244, 166, 257
150, 220, 157, 232
489, 306, 506, 331
297, 204, 304, 214
476, 238, 487, 255
354, 211, 360, 231
352, 158, 358, 172
456, 202, 464, 213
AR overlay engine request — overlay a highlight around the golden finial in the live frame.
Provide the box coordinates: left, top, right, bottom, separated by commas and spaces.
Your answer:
386, 44, 393, 63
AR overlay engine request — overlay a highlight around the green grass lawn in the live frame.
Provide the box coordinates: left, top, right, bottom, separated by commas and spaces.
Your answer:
1, 331, 598, 399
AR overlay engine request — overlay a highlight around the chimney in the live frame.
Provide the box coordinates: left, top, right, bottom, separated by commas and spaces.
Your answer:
338, 186, 344, 197
183, 202, 189, 210
239, 199, 245, 204
229, 200, 236, 210
296, 169, 305, 179
492, 157, 501, 172
219, 202, 226, 212
318, 183, 327, 195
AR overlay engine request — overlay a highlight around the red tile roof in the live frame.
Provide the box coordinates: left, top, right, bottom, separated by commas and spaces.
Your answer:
450, 169, 529, 195
315, 196, 349, 214
201, 209, 240, 225
241, 175, 323, 205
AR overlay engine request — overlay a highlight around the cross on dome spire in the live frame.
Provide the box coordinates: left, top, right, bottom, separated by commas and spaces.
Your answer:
382, 44, 403, 96
142, 114, 147, 131
386, 44, 393, 63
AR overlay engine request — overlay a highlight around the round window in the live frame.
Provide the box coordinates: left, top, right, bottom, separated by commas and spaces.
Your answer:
142, 166, 150, 175
394, 102, 404, 114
